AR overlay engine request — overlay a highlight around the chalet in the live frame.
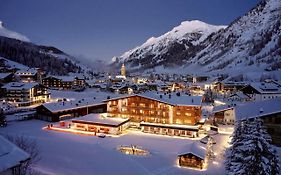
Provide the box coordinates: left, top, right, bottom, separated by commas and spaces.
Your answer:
235, 97, 281, 146
178, 141, 207, 170
214, 81, 247, 92
212, 104, 235, 124
2, 82, 50, 106
71, 113, 130, 135
15, 68, 40, 83
36, 98, 107, 122
42, 76, 86, 90
240, 82, 281, 101
104, 92, 202, 137
228, 92, 251, 102
0, 135, 30, 175
73, 76, 86, 89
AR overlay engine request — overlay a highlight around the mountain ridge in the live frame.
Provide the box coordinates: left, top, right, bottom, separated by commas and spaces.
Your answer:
111, 0, 281, 79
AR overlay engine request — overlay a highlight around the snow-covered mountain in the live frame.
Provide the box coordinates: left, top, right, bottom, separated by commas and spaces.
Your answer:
111, 0, 281, 79
111, 20, 226, 71
0, 21, 29, 42
0, 20, 96, 76
191, 0, 281, 74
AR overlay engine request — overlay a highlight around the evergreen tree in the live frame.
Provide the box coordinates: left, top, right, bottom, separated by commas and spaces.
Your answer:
225, 118, 279, 175
206, 136, 215, 161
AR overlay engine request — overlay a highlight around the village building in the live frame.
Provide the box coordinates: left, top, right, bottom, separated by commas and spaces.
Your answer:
15, 68, 41, 83
178, 141, 207, 170
71, 113, 130, 135
235, 97, 281, 146
2, 82, 50, 106
36, 98, 107, 122
103, 92, 202, 137
212, 104, 235, 124
239, 82, 281, 101
41, 76, 86, 90
227, 92, 251, 102
214, 81, 247, 93
0, 135, 30, 175
140, 122, 199, 137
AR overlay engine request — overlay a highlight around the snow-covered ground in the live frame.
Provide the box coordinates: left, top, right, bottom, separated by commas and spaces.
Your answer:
49, 89, 118, 101
0, 120, 231, 175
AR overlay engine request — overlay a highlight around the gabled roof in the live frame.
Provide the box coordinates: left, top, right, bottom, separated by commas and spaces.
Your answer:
104, 92, 202, 107
2, 82, 38, 90
40, 97, 106, 113
15, 68, 37, 76
0, 135, 30, 172
178, 141, 206, 159
235, 97, 281, 121
244, 82, 281, 94
212, 104, 234, 113
72, 113, 130, 127
0, 73, 12, 79
229, 92, 251, 99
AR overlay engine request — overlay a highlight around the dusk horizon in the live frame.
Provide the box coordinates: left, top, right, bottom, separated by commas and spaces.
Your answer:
0, 0, 260, 62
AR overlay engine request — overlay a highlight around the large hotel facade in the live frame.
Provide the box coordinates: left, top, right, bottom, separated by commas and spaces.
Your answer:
103, 92, 202, 137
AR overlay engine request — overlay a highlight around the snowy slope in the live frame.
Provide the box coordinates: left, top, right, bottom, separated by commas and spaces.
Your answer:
0, 56, 29, 70
111, 20, 226, 71
191, 0, 281, 74
0, 21, 29, 42
111, 0, 281, 80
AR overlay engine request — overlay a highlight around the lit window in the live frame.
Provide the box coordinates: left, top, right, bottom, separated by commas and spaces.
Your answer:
139, 103, 145, 107
140, 110, 144, 114
185, 113, 191, 116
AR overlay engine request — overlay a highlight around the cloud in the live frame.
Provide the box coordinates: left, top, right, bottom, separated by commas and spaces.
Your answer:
0, 21, 30, 42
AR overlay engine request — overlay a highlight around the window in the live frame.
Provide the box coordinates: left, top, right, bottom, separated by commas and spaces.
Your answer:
139, 103, 145, 107
185, 113, 191, 116
140, 110, 144, 114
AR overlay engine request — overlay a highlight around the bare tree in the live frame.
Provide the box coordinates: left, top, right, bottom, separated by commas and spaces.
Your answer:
4, 135, 40, 175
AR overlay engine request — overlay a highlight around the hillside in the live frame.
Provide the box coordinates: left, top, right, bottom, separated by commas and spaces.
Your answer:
111, 0, 281, 79
111, 20, 226, 72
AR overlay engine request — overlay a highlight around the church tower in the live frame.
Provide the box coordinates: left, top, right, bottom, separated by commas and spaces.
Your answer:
121, 63, 126, 77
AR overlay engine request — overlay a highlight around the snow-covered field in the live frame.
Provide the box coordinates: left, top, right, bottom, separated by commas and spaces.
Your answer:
0, 120, 230, 175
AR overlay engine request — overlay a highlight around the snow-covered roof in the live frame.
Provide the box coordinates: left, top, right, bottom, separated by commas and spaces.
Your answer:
212, 104, 234, 113
15, 68, 37, 76
247, 82, 281, 94
0, 135, 30, 172
229, 92, 251, 99
41, 97, 106, 113
53, 76, 75, 82
178, 141, 206, 159
104, 92, 202, 107
0, 73, 12, 79
235, 97, 281, 121
72, 113, 129, 127
2, 82, 38, 90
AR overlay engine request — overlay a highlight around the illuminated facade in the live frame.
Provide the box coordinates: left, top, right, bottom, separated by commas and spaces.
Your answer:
104, 93, 202, 137
2, 82, 50, 106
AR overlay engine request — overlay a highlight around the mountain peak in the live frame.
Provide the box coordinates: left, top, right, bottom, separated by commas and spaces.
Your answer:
111, 20, 226, 66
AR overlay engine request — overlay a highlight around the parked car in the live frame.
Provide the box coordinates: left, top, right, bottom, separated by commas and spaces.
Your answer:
98, 134, 106, 138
